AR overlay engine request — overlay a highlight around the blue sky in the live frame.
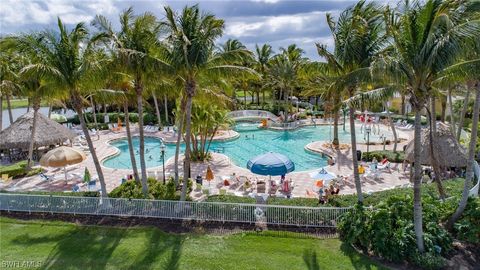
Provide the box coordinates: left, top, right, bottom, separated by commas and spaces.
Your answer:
0, 0, 365, 59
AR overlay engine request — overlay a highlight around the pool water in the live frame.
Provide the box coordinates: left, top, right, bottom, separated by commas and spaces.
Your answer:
102, 123, 392, 171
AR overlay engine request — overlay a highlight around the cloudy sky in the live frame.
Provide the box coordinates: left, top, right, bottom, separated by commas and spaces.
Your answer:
0, 0, 369, 59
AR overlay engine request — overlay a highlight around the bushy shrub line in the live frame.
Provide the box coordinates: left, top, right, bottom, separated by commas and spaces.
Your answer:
0, 161, 44, 179
362, 150, 405, 162
108, 177, 192, 200
338, 196, 453, 269
68, 112, 161, 127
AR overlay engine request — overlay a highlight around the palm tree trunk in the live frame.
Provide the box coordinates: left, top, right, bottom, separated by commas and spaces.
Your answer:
448, 89, 456, 134
124, 102, 140, 183
180, 81, 195, 201
47, 104, 52, 118
136, 85, 148, 196
243, 89, 247, 108
6, 94, 13, 124
384, 102, 398, 152
152, 91, 162, 127
413, 108, 425, 253
401, 94, 406, 116
164, 94, 169, 124
90, 96, 98, 130
26, 98, 30, 113
262, 90, 265, 108
73, 97, 108, 197
333, 110, 339, 146
257, 91, 260, 106
0, 95, 3, 130
440, 95, 447, 122
429, 96, 446, 199
457, 87, 470, 141
174, 96, 186, 186
447, 82, 480, 230
27, 98, 41, 170
349, 105, 363, 203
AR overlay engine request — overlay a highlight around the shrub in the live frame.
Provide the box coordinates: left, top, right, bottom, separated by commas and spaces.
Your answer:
267, 197, 318, 207
410, 252, 446, 270
109, 178, 177, 200
206, 195, 256, 204
454, 197, 480, 244
338, 196, 452, 264
362, 150, 405, 163
0, 161, 40, 178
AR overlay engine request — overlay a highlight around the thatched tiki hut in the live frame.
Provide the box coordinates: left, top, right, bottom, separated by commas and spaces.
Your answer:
405, 122, 467, 167
0, 112, 75, 161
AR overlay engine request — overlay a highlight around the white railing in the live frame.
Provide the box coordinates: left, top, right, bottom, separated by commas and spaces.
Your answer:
228, 110, 279, 122
0, 193, 350, 228
469, 160, 479, 197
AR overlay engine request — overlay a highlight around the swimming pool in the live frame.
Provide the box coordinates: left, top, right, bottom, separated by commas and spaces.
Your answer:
102, 123, 392, 171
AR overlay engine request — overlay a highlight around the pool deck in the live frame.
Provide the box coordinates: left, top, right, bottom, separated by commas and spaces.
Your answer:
1, 123, 414, 200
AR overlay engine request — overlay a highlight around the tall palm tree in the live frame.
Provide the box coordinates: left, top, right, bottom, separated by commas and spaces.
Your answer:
92, 8, 163, 196
14, 19, 110, 197
381, 0, 480, 252
163, 5, 253, 200
0, 48, 20, 131
317, 0, 385, 203
447, 81, 479, 229
255, 44, 273, 106
268, 45, 306, 122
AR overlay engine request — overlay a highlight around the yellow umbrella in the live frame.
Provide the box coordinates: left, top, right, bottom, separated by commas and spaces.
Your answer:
40, 146, 86, 181
206, 166, 214, 186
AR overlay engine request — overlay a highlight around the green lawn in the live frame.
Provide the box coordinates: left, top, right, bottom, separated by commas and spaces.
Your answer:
0, 217, 387, 270
2, 99, 48, 109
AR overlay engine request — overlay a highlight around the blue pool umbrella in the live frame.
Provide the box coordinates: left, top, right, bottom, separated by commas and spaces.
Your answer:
309, 168, 337, 181
247, 152, 295, 176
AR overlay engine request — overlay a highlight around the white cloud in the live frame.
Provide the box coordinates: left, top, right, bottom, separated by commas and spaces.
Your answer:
0, 0, 118, 27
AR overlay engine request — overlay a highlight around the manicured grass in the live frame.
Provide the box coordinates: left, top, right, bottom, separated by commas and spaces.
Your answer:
2, 99, 48, 109
0, 217, 387, 270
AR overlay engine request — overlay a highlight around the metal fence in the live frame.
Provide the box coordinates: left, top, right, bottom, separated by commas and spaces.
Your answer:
0, 193, 351, 228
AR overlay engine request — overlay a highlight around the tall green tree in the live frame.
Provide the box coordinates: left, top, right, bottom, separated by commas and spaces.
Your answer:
381, 0, 480, 252
15, 19, 110, 197
92, 7, 163, 196
163, 5, 253, 200
317, 0, 386, 203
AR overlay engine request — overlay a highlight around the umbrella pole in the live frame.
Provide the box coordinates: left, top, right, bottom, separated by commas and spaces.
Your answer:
64, 166, 67, 182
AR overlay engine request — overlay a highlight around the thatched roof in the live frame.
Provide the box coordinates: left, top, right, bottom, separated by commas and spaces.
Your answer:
405, 122, 467, 167
0, 111, 76, 150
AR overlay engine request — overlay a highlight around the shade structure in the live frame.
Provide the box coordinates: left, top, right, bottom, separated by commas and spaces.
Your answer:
247, 152, 295, 176
0, 111, 75, 150
310, 168, 337, 181
405, 123, 467, 167
40, 146, 86, 181
50, 113, 67, 123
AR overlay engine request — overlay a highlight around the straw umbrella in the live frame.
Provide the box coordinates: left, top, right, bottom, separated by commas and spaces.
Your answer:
40, 146, 86, 181
0, 111, 75, 150
405, 123, 467, 167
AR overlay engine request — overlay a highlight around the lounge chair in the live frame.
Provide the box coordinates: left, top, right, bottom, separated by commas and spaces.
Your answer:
39, 173, 51, 181
1, 174, 13, 182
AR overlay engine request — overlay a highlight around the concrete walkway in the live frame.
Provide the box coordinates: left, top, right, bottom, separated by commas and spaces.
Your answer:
0, 123, 414, 200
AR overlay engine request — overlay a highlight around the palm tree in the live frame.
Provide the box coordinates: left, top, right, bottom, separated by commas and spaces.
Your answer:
92, 8, 163, 196
317, 0, 385, 203
163, 5, 253, 200
0, 49, 20, 131
255, 44, 273, 106
14, 19, 110, 197
268, 45, 306, 123
447, 81, 479, 229
381, 0, 479, 252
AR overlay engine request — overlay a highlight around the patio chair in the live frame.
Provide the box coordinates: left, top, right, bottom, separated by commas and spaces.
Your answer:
87, 180, 97, 191
39, 172, 51, 181
72, 184, 80, 192
256, 181, 266, 194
